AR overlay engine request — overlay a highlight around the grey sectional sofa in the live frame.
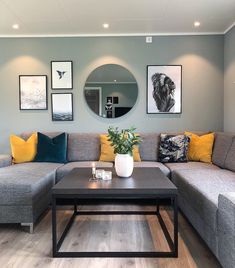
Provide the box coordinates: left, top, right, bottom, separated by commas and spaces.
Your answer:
0, 132, 234, 268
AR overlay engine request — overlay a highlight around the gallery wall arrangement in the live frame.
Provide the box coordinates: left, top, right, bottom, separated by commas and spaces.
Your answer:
19, 61, 74, 121
18, 61, 184, 122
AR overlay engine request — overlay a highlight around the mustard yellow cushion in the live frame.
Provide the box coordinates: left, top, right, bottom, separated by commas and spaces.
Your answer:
10, 133, 38, 164
184, 132, 214, 163
99, 134, 141, 162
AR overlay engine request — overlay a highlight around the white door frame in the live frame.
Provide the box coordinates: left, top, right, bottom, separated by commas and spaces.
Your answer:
84, 87, 102, 116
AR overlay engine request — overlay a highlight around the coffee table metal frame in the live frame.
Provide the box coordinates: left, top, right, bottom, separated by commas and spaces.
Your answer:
52, 194, 178, 258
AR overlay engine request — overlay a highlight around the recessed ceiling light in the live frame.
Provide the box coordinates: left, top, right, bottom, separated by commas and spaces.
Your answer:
194, 21, 200, 27
114, 79, 117, 82
103, 23, 109, 29
12, 24, 19, 30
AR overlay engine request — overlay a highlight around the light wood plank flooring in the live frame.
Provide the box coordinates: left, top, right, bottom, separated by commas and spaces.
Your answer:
0, 206, 222, 268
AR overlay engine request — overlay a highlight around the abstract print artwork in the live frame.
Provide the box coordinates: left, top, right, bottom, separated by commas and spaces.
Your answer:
51, 61, 73, 89
51, 93, 73, 121
19, 75, 47, 110
147, 65, 182, 114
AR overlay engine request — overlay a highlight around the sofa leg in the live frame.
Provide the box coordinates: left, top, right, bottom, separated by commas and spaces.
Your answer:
21, 223, 34, 234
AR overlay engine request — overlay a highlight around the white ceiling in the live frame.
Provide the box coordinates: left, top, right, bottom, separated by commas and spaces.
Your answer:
0, 0, 235, 37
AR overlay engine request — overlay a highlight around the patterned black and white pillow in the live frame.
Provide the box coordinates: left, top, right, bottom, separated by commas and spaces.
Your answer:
158, 134, 190, 163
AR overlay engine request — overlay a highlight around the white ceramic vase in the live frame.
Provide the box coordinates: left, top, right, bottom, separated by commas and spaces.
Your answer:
115, 153, 134, 178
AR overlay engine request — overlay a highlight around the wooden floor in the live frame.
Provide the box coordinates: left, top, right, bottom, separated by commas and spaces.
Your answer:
0, 206, 222, 268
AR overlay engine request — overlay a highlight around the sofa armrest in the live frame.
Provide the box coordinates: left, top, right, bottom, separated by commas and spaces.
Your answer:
0, 154, 12, 168
218, 193, 235, 268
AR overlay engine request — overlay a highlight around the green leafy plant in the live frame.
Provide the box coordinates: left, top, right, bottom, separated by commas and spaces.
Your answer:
107, 126, 142, 156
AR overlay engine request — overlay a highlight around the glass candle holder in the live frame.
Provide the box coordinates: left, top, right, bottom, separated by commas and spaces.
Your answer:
102, 171, 112, 181
95, 169, 105, 179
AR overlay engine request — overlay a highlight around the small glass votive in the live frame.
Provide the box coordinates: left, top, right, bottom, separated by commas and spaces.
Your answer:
102, 171, 112, 181
95, 169, 105, 179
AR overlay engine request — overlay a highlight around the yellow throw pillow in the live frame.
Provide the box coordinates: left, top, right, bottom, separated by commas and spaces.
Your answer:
184, 132, 214, 163
99, 134, 141, 162
10, 133, 38, 164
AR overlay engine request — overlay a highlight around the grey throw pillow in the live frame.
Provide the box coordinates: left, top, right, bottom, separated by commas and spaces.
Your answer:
158, 134, 190, 163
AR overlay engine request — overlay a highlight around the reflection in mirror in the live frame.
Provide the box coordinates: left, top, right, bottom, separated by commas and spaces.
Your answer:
84, 64, 138, 118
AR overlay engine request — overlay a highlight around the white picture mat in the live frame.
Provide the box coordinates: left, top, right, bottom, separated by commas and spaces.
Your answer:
147, 65, 181, 113
52, 94, 72, 114
51, 61, 72, 89
20, 76, 47, 109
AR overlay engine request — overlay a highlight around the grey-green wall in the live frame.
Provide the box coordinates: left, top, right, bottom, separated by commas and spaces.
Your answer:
224, 26, 235, 132
0, 36, 224, 153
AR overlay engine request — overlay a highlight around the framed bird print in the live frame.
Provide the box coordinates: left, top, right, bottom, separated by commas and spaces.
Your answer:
147, 65, 182, 114
51, 61, 73, 89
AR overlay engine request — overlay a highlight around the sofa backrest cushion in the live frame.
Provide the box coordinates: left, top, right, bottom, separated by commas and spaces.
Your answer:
67, 133, 100, 161
224, 137, 235, 172
139, 133, 160, 161
212, 132, 234, 168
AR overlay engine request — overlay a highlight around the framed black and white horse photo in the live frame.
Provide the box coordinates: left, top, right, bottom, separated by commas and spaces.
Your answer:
147, 65, 182, 114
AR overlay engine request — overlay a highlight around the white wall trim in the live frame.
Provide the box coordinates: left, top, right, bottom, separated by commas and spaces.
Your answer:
0, 32, 224, 38
224, 22, 235, 34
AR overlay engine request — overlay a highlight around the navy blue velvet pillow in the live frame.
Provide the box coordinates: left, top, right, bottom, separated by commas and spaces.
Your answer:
34, 132, 67, 163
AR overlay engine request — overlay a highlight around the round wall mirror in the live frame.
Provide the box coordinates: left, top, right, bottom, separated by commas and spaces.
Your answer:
84, 64, 138, 118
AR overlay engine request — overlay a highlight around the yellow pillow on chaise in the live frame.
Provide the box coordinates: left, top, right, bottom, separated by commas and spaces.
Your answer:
184, 131, 214, 163
10, 133, 38, 164
99, 134, 141, 162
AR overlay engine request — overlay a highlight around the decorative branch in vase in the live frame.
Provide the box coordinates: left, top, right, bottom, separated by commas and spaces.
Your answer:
107, 126, 142, 177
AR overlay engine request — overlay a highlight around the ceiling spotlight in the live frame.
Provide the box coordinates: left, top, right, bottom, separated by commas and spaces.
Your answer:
12, 24, 19, 30
194, 21, 200, 27
103, 23, 109, 29
114, 79, 117, 82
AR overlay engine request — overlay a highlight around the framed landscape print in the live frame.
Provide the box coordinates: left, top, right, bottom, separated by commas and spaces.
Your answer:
51, 61, 73, 89
19, 75, 47, 110
147, 65, 182, 114
51, 93, 73, 121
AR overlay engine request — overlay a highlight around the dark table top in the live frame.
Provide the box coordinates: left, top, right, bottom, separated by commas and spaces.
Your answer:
52, 167, 177, 197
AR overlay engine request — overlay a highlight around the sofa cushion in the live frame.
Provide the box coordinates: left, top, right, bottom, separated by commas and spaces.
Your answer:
165, 161, 220, 172
99, 134, 141, 162
172, 169, 235, 231
0, 162, 62, 205
10, 133, 37, 164
134, 161, 170, 177
67, 133, 100, 161
56, 161, 113, 182
212, 133, 234, 168
34, 132, 68, 163
139, 133, 160, 161
224, 137, 235, 172
158, 134, 190, 163
185, 132, 215, 163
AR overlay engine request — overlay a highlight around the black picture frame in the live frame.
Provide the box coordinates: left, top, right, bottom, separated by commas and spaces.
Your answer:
51, 61, 73, 89
147, 65, 182, 114
19, 75, 48, 110
106, 96, 113, 103
51, 93, 73, 121
107, 110, 113, 118
113, 96, 119, 104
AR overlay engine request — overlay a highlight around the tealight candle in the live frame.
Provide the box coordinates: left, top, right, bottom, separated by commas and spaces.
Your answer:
92, 162, 96, 175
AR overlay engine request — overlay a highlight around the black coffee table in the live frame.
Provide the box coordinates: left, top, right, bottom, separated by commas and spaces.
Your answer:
52, 167, 178, 258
